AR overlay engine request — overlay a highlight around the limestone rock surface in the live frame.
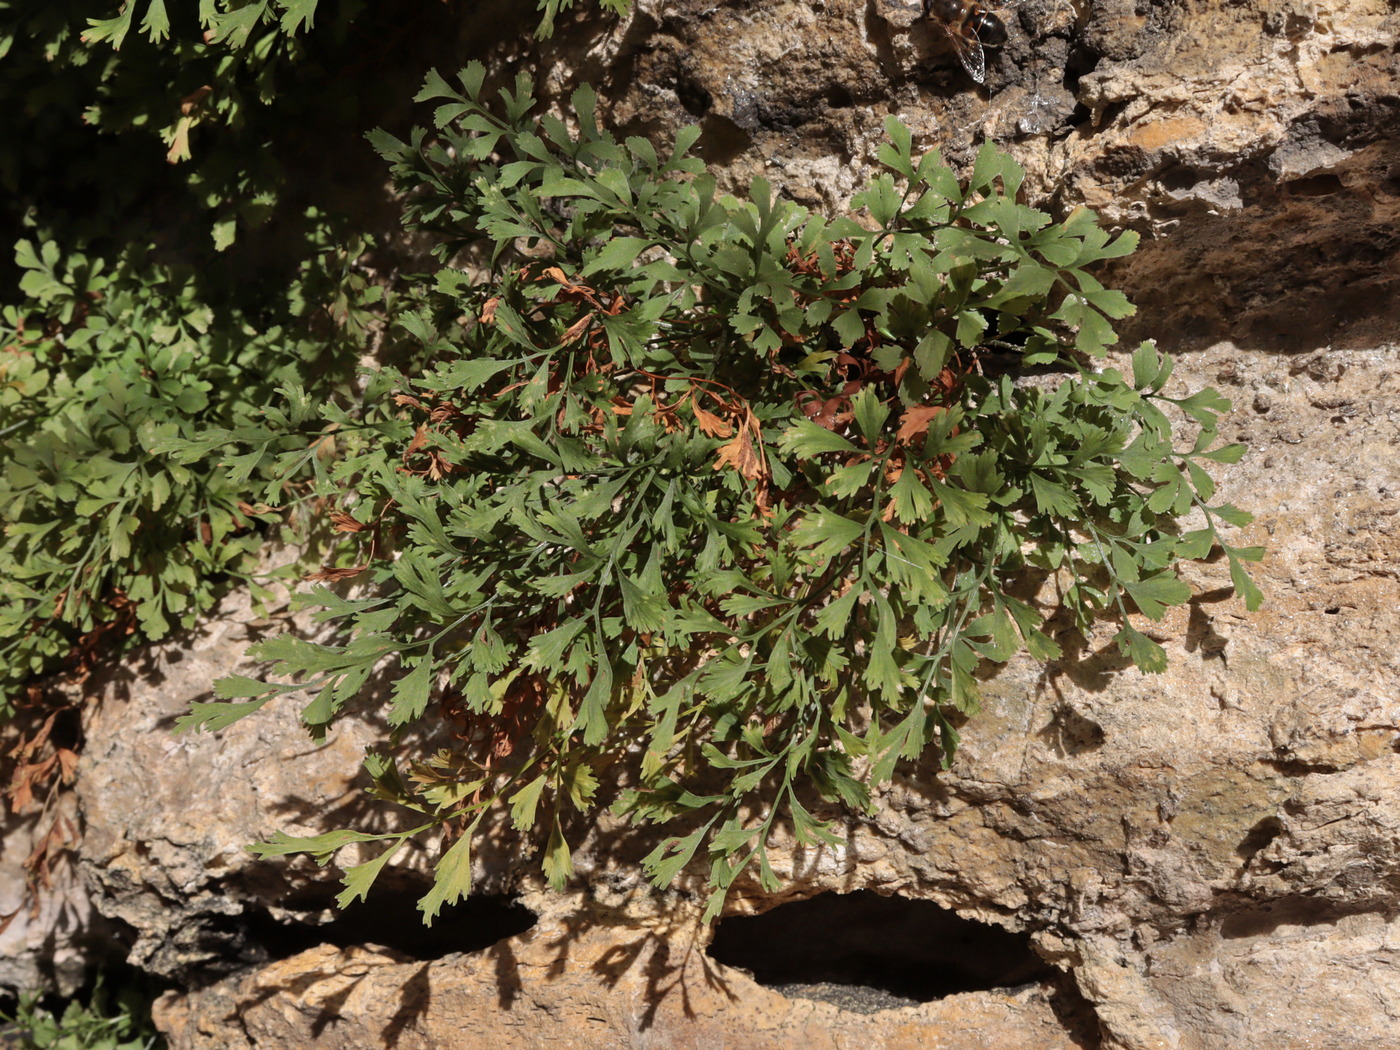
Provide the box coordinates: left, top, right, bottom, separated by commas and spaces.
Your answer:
129, 340, 1399, 1050
71, 587, 406, 980
151, 917, 1094, 1050
527, 0, 1400, 351
0, 783, 91, 996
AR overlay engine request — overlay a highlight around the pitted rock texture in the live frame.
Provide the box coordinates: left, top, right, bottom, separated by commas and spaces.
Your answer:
126, 331, 1400, 1048
121, 336, 1399, 1050
521, 0, 1400, 350
67, 582, 534, 985
70, 587, 422, 981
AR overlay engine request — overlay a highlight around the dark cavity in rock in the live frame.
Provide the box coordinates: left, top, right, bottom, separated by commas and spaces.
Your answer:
198, 891, 538, 979
707, 889, 1054, 1007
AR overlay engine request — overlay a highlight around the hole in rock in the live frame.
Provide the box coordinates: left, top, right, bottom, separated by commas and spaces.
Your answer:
1236, 815, 1283, 862
675, 74, 713, 117
695, 113, 753, 166
233, 891, 537, 963
825, 83, 855, 109
707, 890, 1054, 1007
1061, 45, 1100, 94
1285, 173, 1344, 198
1221, 896, 1374, 939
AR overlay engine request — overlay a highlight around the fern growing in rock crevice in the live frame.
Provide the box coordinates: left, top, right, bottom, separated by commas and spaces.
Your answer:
177, 65, 1262, 921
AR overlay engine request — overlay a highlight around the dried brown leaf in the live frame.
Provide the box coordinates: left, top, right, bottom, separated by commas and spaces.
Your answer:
305, 565, 367, 583
560, 313, 593, 346
896, 405, 944, 443
55, 749, 78, 784
713, 432, 764, 479
404, 424, 429, 459
329, 510, 365, 533
693, 402, 734, 437
179, 85, 212, 115
423, 450, 453, 481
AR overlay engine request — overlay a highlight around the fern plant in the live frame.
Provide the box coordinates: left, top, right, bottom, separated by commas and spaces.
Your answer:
0, 971, 164, 1050
0, 224, 380, 712
0, 0, 396, 712
178, 65, 1263, 921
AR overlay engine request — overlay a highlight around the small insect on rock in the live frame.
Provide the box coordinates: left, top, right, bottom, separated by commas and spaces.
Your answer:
924, 0, 1009, 85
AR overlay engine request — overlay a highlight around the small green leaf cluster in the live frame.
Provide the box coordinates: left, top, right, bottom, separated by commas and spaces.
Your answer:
195, 66, 1261, 921
0, 972, 163, 1050
0, 220, 380, 713
0, 0, 340, 252
73, 0, 631, 51
535, 0, 632, 38
0, 2, 636, 335
0, 3, 407, 713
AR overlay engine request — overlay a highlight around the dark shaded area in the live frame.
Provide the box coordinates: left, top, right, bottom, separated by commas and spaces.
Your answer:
1262, 755, 1347, 777
696, 113, 755, 166
0, 1, 474, 294
675, 72, 714, 117
1039, 701, 1106, 757
707, 889, 1052, 1002
1061, 43, 1100, 96
825, 82, 856, 110
1185, 594, 1236, 662
1107, 128, 1400, 354
228, 890, 537, 967
154, 885, 537, 991
1236, 816, 1283, 863
1221, 896, 1391, 940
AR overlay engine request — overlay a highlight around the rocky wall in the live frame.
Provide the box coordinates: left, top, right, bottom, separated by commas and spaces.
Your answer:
5, 1, 1398, 1048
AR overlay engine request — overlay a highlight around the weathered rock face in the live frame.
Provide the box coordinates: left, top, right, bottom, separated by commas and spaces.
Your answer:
0, 776, 92, 996
151, 915, 1097, 1050
70, 588, 405, 980
121, 340, 1398, 1050
27, 0, 1400, 1047
63, 582, 535, 985
527, 0, 1400, 352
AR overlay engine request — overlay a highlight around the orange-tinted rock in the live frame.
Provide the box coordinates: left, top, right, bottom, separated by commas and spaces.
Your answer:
152, 918, 1094, 1050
